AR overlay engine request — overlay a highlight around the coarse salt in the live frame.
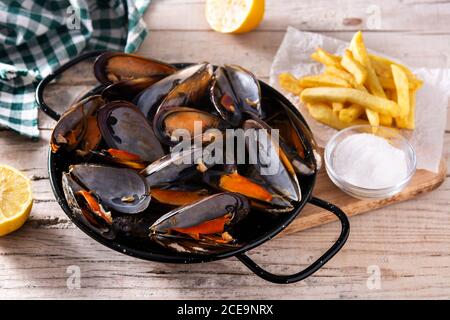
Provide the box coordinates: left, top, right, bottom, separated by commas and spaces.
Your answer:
332, 133, 408, 189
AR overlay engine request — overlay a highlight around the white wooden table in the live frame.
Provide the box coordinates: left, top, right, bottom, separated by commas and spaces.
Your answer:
1, 0, 450, 299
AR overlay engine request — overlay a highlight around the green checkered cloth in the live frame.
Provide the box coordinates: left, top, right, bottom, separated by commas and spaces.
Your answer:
0, 0, 151, 138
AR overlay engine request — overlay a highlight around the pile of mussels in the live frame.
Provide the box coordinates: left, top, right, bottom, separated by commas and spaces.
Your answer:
51, 52, 318, 254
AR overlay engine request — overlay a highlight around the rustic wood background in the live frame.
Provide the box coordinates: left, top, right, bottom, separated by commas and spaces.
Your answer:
1, 0, 449, 299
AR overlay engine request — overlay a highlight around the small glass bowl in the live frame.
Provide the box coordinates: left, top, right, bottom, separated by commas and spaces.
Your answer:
324, 125, 417, 200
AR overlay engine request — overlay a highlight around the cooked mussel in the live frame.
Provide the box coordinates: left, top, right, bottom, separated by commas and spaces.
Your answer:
141, 145, 209, 187
243, 119, 302, 205
97, 101, 164, 163
68, 164, 150, 214
149, 192, 249, 254
285, 107, 322, 170
153, 106, 224, 145
94, 52, 176, 85
91, 148, 149, 170
134, 63, 209, 122
203, 167, 293, 212
265, 100, 318, 175
51, 95, 105, 155
62, 171, 115, 239
210, 65, 262, 125
157, 63, 213, 111
266, 117, 314, 176
151, 185, 210, 207
101, 77, 165, 101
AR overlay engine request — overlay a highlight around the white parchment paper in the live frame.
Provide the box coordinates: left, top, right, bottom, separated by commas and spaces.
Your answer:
269, 27, 449, 173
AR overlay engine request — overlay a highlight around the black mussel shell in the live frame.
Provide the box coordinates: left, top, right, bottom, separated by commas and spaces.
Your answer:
157, 63, 213, 111
69, 164, 151, 214
153, 106, 224, 146
134, 63, 208, 122
51, 95, 105, 154
97, 101, 164, 162
210, 65, 262, 126
101, 76, 165, 101
141, 145, 207, 187
242, 119, 301, 204
62, 172, 116, 239
224, 65, 262, 118
210, 66, 242, 126
94, 52, 177, 85
149, 192, 250, 254
202, 168, 293, 213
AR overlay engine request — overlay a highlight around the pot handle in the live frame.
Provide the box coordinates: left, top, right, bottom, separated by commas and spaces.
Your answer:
236, 196, 350, 284
35, 50, 106, 121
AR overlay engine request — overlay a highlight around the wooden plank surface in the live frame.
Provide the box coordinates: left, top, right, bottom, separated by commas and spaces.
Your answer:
1, 0, 450, 299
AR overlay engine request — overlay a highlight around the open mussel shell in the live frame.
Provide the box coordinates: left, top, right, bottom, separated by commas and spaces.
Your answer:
62, 172, 116, 239
134, 63, 209, 122
266, 117, 315, 176
149, 192, 250, 254
210, 65, 262, 125
210, 66, 242, 126
153, 106, 224, 145
69, 164, 151, 214
151, 184, 210, 207
285, 107, 322, 170
97, 101, 164, 162
141, 145, 209, 187
90, 148, 149, 170
101, 76, 165, 101
51, 95, 105, 154
225, 65, 262, 118
94, 52, 177, 85
157, 63, 213, 111
243, 119, 302, 205
202, 167, 293, 213
265, 99, 318, 175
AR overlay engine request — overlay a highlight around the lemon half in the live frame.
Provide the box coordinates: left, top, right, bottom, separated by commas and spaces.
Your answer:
0, 165, 33, 236
206, 0, 265, 34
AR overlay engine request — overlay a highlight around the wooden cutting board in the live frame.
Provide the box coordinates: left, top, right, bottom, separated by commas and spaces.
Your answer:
281, 156, 447, 235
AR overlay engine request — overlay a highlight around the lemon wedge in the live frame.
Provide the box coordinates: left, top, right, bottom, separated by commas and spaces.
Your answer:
0, 165, 33, 236
206, 0, 265, 34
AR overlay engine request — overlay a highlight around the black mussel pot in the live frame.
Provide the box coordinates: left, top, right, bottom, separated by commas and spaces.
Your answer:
36, 51, 350, 284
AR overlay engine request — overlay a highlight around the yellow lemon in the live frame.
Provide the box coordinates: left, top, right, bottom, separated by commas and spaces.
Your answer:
0, 165, 33, 236
206, 0, 265, 34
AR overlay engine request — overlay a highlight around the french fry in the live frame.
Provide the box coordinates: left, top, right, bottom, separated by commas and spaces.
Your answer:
378, 75, 396, 90
391, 64, 410, 119
297, 74, 351, 88
406, 90, 416, 129
332, 102, 344, 115
339, 104, 364, 123
370, 54, 414, 78
379, 77, 421, 92
279, 31, 421, 132
353, 81, 380, 126
300, 87, 400, 117
379, 114, 393, 126
325, 66, 357, 86
349, 31, 387, 99
340, 50, 367, 85
365, 109, 380, 127
370, 54, 423, 90
306, 103, 368, 130
311, 48, 342, 68
369, 55, 392, 78
278, 72, 303, 95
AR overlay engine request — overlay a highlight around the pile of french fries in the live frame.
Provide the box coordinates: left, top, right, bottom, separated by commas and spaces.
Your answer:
279, 31, 423, 130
